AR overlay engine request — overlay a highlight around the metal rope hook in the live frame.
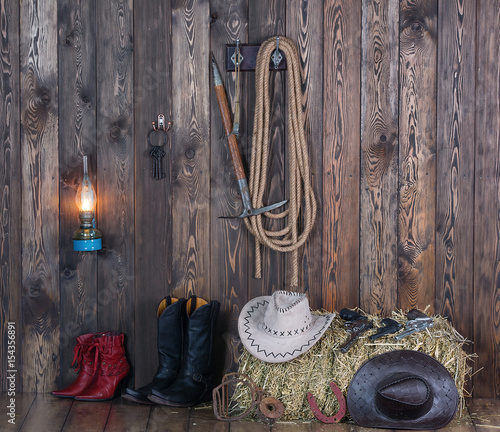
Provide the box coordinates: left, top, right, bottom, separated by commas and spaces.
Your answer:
271, 36, 282, 69
152, 114, 173, 132
230, 39, 241, 137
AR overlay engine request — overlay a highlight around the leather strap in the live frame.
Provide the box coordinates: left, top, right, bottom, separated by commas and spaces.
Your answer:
307, 381, 346, 424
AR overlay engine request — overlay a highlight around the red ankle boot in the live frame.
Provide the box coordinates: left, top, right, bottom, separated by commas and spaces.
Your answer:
52, 333, 99, 398
76, 332, 130, 401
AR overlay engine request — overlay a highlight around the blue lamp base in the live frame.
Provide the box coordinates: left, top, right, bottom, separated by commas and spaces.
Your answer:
73, 238, 102, 251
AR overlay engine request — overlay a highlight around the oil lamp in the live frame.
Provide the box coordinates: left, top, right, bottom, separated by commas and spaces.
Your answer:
73, 156, 102, 251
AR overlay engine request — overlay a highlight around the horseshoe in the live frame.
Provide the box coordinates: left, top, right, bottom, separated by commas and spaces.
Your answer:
307, 381, 346, 424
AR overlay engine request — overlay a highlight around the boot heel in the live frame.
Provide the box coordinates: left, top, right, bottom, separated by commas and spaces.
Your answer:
52, 333, 98, 398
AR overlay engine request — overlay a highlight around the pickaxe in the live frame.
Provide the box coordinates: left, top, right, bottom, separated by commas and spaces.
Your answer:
211, 52, 287, 218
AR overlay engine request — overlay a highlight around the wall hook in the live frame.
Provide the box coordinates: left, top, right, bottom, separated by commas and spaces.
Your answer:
152, 114, 172, 132
271, 36, 282, 69
230, 38, 244, 66
148, 115, 173, 180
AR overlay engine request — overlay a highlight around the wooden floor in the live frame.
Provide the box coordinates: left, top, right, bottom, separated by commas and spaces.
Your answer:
1, 393, 499, 432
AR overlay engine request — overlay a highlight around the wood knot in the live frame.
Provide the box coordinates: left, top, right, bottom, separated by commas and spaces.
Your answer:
411, 22, 421, 31
62, 268, 76, 279
98, 245, 109, 256
29, 285, 41, 297
185, 149, 195, 159
40, 93, 51, 105
409, 21, 424, 36
110, 126, 121, 140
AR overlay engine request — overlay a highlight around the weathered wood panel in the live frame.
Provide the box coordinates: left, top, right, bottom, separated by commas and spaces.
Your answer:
247, 0, 287, 298
0, 0, 22, 393
0, 392, 35, 429
95, 0, 135, 382
57, 0, 98, 388
435, 0, 475, 359
171, 0, 211, 300
359, 0, 399, 315
398, 0, 437, 312
469, 398, 500, 428
133, 0, 173, 388
5, 393, 498, 431
60, 400, 111, 432
147, 406, 190, 432
3, 0, 500, 400
105, 399, 150, 432
474, 0, 500, 398
209, 0, 249, 374
322, 0, 361, 311
20, 0, 60, 393
286, 0, 324, 310
18, 394, 72, 432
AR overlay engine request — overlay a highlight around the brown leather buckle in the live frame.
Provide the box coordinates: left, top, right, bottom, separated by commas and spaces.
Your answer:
307, 381, 346, 423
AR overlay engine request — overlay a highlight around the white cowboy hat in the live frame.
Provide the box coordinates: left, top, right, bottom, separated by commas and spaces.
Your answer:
238, 291, 335, 363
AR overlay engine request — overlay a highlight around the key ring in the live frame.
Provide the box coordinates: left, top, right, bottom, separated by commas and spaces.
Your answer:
147, 116, 172, 180
147, 128, 168, 148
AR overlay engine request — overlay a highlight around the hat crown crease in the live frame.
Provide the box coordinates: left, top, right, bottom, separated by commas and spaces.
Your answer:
263, 291, 312, 338
378, 375, 430, 407
376, 375, 433, 420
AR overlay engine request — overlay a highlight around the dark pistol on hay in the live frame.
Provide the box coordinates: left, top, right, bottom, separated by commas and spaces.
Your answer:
368, 318, 402, 341
394, 309, 433, 340
339, 309, 373, 353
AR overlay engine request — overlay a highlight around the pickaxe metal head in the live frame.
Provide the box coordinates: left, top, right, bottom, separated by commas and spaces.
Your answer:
221, 198, 288, 219
219, 179, 288, 218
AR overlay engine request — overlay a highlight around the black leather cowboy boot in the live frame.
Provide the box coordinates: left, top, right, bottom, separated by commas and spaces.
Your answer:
123, 297, 187, 404
148, 297, 220, 407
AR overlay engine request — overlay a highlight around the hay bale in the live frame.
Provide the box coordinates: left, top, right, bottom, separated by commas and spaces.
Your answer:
234, 308, 474, 421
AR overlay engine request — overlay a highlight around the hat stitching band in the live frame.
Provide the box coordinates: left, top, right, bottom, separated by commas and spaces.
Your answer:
242, 306, 333, 360
262, 321, 313, 338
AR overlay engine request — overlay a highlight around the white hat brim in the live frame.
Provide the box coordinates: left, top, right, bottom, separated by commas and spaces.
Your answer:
238, 295, 335, 363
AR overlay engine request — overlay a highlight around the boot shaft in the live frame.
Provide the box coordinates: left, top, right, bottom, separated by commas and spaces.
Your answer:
157, 297, 187, 375
93, 332, 130, 376
182, 299, 220, 376
72, 333, 97, 374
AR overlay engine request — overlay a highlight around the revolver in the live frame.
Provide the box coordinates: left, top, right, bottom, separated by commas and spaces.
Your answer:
368, 318, 402, 341
394, 309, 433, 340
339, 309, 373, 353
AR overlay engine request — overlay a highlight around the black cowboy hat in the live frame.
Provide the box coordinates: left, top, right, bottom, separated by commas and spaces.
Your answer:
347, 350, 459, 430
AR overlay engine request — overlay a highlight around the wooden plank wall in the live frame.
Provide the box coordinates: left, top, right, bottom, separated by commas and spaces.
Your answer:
1, 0, 500, 398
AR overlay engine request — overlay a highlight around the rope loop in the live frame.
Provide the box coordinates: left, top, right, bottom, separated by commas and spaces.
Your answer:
244, 36, 317, 287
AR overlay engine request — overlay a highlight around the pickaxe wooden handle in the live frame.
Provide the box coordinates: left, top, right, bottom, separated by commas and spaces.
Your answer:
211, 53, 287, 218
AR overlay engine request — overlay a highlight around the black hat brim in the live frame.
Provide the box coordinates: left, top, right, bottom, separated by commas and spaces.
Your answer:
347, 350, 459, 430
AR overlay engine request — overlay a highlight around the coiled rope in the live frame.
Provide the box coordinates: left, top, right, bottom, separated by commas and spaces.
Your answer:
244, 36, 317, 287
